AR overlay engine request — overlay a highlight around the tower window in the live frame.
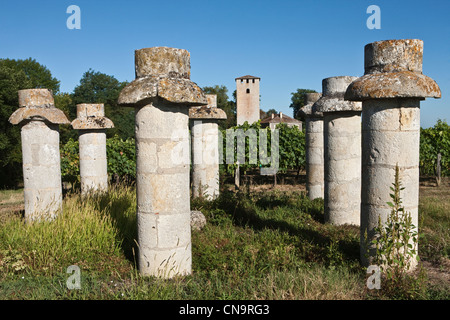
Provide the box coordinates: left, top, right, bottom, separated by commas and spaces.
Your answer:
246, 79, 249, 83
246, 89, 250, 94
252, 79, 255, 83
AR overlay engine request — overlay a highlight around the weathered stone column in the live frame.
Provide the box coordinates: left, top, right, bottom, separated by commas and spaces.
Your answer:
9, 89, 70, 222
314, 76, 362, 226
71, 104, 114, 195
297, 92, 324, 200
189, 94, 227, 200
118, 47, 207, 278
345, 39, 441, 268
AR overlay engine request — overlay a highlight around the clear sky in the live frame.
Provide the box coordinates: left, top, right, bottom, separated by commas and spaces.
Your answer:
0, 0, 448, 128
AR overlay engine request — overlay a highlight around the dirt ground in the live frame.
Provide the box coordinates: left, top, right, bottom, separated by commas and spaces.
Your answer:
421, 259, 450, 289
419, 176, 450, 197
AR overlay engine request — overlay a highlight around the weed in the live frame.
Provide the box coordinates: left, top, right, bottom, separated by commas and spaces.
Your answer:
370, 165, 430, 299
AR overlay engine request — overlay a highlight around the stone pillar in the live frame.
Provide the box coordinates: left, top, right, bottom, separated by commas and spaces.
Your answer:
314, 76, 362, 226
118, 47, 207, 278
9, 89, 70, 222
297, 92, 324, 200
345, 39, 441, 268
71, 104, 114, 195
189, 94, 227, 200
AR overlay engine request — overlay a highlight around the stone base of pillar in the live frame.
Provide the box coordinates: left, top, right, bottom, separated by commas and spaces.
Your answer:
135, 103, 192, 278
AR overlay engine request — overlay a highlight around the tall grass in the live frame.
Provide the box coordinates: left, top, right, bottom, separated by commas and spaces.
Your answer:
419, 188, 450, 262
0, 183, 136, 277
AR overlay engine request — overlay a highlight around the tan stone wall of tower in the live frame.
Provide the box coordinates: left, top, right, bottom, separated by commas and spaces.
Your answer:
236, 78, 260, 125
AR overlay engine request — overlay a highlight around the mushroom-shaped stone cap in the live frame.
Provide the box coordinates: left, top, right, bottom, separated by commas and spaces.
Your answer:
9, 89, 70, 125
71, 104, 114, 130
118, 47, 207, 107
315, 76, 362, 113
345, 39, 441, 101
189, 94, 227, 120
296, 92, 322, 118
189, 106, 227, 120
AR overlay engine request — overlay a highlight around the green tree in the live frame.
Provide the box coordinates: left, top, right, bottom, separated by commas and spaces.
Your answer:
260, 109, 267, 120
420, 119, 450, 177
202, 85, 229, 107
220, 121, 306, 176
289, 89, 317, 120
0, 58, 62, 187
0, 58, 60, 94
277, 123, 306, 174
265, 109, 277, 118
54, 92, 77, 144
61, 135, 137, 188
0, 65, 31, 187
71, 69, 132, 140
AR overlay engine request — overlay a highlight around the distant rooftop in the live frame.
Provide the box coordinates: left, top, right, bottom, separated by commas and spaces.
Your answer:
260, 112, 301, 124
235, 75, 261, 80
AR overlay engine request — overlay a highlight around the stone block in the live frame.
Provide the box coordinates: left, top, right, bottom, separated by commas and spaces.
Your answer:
138, 243, 192, 278
157, 212, 191, 248
191, 210, 207, 231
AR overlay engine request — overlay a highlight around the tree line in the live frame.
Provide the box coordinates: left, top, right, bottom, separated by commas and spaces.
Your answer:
0, 58, 447, 188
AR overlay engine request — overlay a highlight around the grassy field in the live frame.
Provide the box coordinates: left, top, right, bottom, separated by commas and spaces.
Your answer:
0, 177, 448, 300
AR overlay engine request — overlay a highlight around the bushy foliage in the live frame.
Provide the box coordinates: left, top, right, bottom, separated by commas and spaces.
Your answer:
60, 138, 80, 187
278, 123, 306, 173
61, 135, 136, 187
106, 136, 136, 182
71, 69, 133, 141
0, 59, 57, 187
202, 85, 236, 130
420, 119, 450, 177
220, 121, 306, 175
371, 165, 419, 278
289, 88, 317, 120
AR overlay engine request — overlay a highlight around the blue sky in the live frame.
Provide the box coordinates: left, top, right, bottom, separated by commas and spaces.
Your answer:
0, 0, 448, 128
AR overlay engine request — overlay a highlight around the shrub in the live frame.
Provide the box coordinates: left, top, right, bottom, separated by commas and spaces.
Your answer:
61, 135, 136, 187
420, 119, 449, 177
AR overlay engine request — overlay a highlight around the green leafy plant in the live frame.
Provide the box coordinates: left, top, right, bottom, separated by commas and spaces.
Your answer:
60, 138, 80, 188
0, 248, 29, 275
220, 121, 306, 176
371, 165, 419, 288
61, 135, 136, 187
420, 119, 449, 177
106, 135, 136, 182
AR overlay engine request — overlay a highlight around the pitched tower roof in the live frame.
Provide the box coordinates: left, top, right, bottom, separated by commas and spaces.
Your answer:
235, 75, 261, 80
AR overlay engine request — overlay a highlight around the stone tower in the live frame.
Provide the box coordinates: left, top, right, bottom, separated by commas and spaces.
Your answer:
236, 75, 260, 125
